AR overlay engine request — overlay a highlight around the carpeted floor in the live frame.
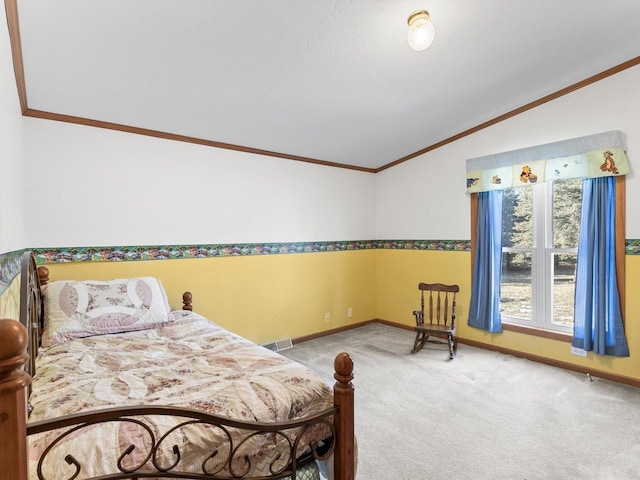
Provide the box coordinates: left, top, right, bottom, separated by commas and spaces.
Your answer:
281, 323, 640, 480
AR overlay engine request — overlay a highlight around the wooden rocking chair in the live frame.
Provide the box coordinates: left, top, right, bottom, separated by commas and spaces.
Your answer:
411, 283, 459, 359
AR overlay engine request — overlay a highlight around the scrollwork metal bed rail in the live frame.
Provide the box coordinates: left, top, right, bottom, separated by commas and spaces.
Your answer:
28, 404, 337, 479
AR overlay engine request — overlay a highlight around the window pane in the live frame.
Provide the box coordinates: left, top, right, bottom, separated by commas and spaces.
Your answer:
552, 253, 576, 328
502, 187, 533, 248
500, 252, 532, 320
553, 179, 582, 248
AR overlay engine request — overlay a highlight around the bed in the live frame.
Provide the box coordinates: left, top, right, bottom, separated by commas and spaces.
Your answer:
0, 251, 356, 480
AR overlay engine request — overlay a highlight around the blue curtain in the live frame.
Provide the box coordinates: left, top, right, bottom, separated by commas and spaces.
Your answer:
468, 190, 504, 333
572, 177, 629, 356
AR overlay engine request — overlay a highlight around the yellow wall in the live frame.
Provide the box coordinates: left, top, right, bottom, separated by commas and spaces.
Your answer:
42, 250, 377, 344
375, 249, 640, 382
40, 247, 640, 381
375, 249, 472, 326
0, 274, 21, 321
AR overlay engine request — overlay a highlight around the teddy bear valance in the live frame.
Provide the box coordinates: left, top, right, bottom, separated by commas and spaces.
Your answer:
466, 130, 629, 193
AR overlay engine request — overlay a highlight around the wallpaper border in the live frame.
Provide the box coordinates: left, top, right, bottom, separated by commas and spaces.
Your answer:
30, 240, 471, 264
0, 249, 24, 296
0, 239, 638, 275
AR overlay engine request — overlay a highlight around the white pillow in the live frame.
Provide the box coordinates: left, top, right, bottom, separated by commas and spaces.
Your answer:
42, 277, 172, 347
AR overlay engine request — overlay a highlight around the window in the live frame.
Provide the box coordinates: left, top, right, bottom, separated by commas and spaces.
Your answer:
500, 179, 582, 333
466, 131, 628, 346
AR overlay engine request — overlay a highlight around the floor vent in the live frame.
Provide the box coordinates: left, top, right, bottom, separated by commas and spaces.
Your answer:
262, 338, 293, 352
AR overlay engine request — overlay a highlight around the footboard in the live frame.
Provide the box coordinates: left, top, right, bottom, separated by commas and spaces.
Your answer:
25, 375, 349, 480
0, 322, 355, 479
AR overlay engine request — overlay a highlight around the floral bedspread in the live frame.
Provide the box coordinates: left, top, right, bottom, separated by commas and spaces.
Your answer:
28, 311, 333, 478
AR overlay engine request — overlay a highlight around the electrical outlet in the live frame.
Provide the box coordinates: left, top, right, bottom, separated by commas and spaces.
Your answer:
325, 312, 331, 323
347, 308, 353, 318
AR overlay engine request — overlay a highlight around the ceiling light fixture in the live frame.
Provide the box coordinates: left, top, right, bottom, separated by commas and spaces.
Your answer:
407, 10, 436, 51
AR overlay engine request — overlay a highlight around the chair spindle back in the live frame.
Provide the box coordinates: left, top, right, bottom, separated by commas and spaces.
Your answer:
418, 282, 458, 328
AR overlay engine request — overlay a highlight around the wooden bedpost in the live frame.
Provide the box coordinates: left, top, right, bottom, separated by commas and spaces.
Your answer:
37, 266, 49, 286
182, 291, 193, 311
0, 319, 31, 480
333, 352, 355, 480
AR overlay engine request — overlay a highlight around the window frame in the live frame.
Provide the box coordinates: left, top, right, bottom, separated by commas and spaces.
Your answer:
470, 176, 625, 341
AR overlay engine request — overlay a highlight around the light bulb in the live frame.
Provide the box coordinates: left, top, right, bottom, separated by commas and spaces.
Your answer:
407, 10, 436, 51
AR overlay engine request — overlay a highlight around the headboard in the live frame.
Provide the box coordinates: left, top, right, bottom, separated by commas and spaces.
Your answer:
18, 252, 43, 392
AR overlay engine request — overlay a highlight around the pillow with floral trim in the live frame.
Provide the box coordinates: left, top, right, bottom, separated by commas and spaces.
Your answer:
42, 277, 173, 347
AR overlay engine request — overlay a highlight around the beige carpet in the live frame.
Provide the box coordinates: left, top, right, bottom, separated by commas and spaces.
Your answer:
282, 323, 640, 480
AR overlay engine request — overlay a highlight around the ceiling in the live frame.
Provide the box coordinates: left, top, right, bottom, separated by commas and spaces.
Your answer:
8, 0, 640, 172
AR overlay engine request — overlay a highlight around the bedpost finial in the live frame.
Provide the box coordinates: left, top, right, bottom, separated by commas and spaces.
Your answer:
0, 319, 31, 391
37, 266, 49, 285
334, 352, 354, 384
182, 292, 193, 311
0, 319, 28, 367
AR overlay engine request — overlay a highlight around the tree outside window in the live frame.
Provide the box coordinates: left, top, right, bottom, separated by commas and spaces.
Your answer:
500, 179, 582, 332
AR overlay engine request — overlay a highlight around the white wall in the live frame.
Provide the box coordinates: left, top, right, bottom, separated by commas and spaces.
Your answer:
0, 15, 26, 253
376, 64, 640, 240
11, 34, 640, 249
24, 119, 376, 247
